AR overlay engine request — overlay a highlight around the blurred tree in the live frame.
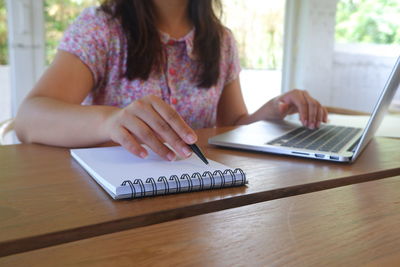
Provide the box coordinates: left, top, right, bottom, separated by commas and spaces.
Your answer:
44, 0, 100, 64
0, 0, 8, 65
222, 0, 284, 70
263, 9, 283, 70
336, 0, 400, 44
2, 0, 400, 67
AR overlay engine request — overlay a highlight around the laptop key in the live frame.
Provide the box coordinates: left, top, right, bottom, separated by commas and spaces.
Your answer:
269, 125, 361, 153
330, 128, 361, 152
268, 127, 308, 145
318, 128, 359, 152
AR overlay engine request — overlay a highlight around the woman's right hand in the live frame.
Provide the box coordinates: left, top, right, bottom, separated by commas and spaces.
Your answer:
103, 95, 197, 161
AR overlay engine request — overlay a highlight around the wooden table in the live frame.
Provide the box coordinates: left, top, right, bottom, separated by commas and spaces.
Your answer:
2, 175, 400, 266
1, 127, 400, 257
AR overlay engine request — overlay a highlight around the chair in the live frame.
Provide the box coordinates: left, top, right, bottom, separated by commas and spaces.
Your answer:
0, 118, 15, 145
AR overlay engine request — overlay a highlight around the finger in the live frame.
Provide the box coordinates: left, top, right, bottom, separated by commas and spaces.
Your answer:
150, 96, 197, 144
311, 103, 320, 129
133, 104, 192, 158
301, 91, 318, 129
297, 91, 309, 126
122, 114, 176, 161
317, 106, 324, 128
322, 106, 329, 123
278, 102, 288, 117
113, 127, 148, 159
280, 90, 309, 125
308, 103, 318, 129
308, 102, 319, 129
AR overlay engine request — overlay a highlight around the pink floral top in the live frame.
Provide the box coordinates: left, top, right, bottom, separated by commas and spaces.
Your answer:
59, 7, 241, 129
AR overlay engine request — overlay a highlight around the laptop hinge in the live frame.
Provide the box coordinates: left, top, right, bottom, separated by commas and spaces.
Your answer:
347, 137, 361, 152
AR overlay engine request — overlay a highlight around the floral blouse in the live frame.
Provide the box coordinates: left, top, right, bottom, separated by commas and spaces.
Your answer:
59, 7, 241, 129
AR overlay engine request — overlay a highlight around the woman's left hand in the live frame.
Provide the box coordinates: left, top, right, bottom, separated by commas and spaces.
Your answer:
266, 89, 328, 129
217, 79, 328, 129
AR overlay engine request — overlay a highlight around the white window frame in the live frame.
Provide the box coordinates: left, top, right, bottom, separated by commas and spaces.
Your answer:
6, 0, 340, 117
6, 0, 45, 117
282, 0, 338, 105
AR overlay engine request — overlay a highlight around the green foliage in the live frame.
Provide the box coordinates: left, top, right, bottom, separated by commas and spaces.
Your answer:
1, 0, 399, 67
336, 0, 400, 44
0, 0, 101, 65
0, 0, 8, 65
222, 0, 284, 70
44, 0, 100, 64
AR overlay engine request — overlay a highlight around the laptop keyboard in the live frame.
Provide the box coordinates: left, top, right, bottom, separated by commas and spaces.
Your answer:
267, 125, 362, 153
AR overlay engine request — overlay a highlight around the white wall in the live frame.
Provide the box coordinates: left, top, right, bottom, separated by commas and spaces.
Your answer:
6, 0, 45, 116
331, 44, 400, 112
283, 0, 338, 105
240, 70, 282, 113
0, 66, 11, 122
283, 0, 400, 113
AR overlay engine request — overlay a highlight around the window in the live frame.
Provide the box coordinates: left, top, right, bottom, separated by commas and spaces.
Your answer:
1, 0, 100, 125
222, 0, 285, 113
43, 0, 286, 112
333, 0, 400, 112
44, 0, 100, 64
336, 0, 400, 45
0, 0, 11, 123
4, 0, 287, 124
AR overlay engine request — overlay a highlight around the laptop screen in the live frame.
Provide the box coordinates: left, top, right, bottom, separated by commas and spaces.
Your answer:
352, 56, 400, 160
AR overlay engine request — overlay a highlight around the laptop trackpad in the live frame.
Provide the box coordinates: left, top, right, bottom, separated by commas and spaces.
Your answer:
213, 120, 301, 145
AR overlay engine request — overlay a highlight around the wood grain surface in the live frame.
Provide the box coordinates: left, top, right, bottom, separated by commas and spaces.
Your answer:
1, 127, 400, 256
2, 176, 400, 266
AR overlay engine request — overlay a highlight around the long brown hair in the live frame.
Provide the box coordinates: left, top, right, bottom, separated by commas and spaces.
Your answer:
100, 0, 224, 88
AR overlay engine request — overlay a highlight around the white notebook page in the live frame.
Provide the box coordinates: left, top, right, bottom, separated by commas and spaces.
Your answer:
71, 146, 242, 197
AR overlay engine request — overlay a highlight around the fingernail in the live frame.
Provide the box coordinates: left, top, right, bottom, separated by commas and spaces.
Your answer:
304, 120, 308, 127
167, 152, 176, 161
182, 146, 192, 157
186, 134, 196, 144
140, 151, 148, 159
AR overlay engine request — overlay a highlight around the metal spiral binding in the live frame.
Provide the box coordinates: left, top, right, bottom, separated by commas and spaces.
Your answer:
135, 179, 145, 198
121, 180, 136, 198
157, 176, 169, 195
121, 168, 246, 198
191, 172, 204, 190
202, 171, 215, 189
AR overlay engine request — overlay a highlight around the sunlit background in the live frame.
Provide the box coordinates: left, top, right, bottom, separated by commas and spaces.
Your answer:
1, 0, 400, 123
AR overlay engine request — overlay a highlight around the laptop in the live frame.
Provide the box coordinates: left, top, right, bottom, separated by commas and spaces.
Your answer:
209, 56, 400, 163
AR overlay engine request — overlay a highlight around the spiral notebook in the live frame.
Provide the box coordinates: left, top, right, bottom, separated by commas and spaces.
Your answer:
71, 146, 247, 199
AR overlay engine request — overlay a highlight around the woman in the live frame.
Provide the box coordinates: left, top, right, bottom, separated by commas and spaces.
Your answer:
15, 0, 327, 161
